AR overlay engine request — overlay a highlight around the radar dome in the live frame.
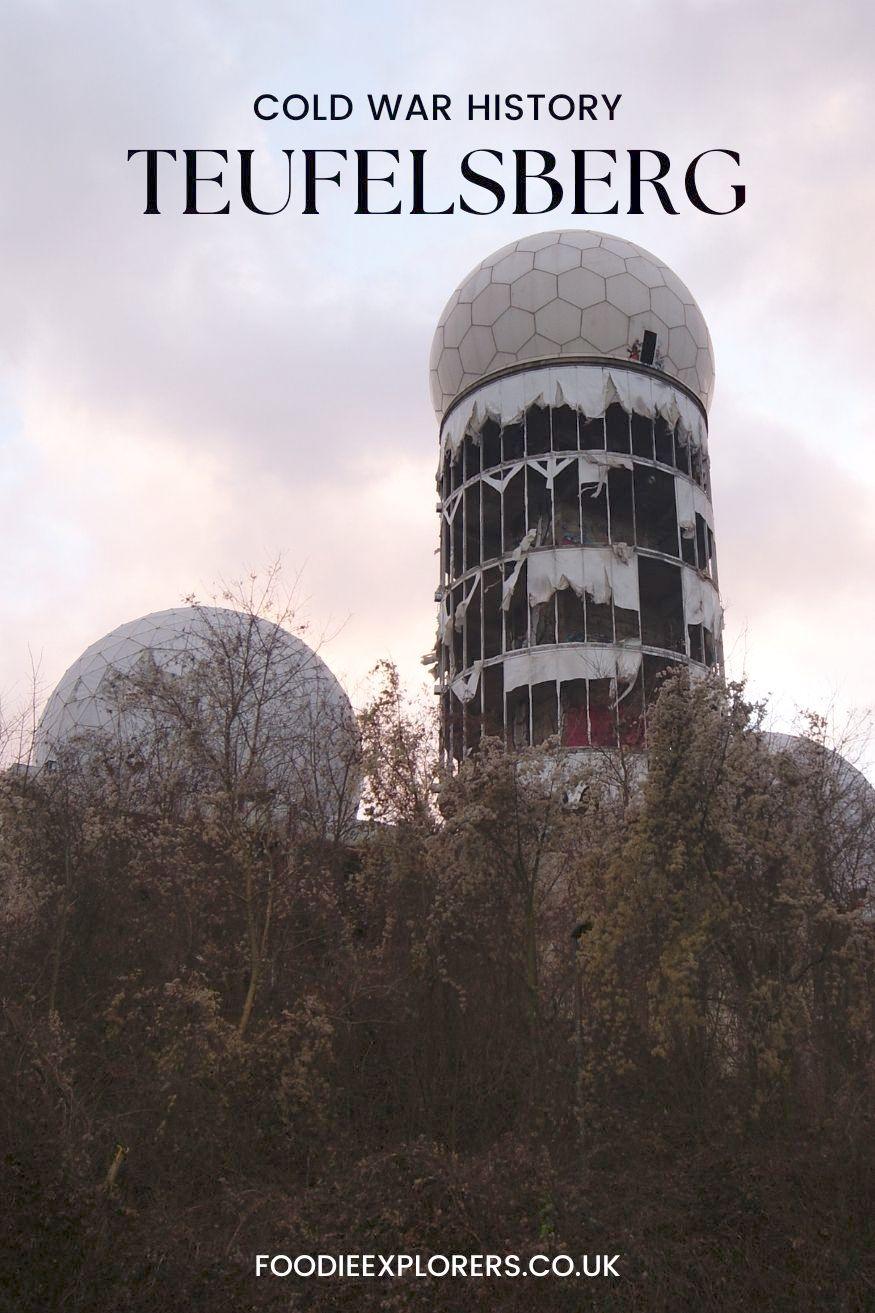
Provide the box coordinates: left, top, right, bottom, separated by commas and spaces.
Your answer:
429, 230, 714, 419
33, 606, 360, 837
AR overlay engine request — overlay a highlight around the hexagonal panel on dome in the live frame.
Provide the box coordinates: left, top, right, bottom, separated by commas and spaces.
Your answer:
510, 269, 558, 313
471, 283, 510, 326
534, 298, 581, 345
430, 230, 715, 419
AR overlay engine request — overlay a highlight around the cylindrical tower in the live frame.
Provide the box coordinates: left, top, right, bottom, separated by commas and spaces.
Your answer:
429, 230, 722, 763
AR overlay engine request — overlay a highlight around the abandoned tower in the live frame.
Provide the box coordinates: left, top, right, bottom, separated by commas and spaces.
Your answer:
430, 230, 721, 762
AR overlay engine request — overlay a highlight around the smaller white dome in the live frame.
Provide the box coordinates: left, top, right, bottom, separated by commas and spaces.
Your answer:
34, 606, 360, 836
430, 229, 714, 420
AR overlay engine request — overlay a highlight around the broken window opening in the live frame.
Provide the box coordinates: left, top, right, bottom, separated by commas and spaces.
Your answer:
674, 428, 691, 476
450, 449, 463, 493
654, 416, 675, 466
507, 684, 530, 748
614, 605, 640, 644
464, 483, 481, 572
581, 480, 609, 546
638, 557, 685, 654
553, 462, 581, 545
633, 466, 679, 556
502, 420, 525, 462
526, 404, 550, 456
632, 412, 654, 460
463, 434, 481, 481
481, 419, 502, 470
482, 662, 504, 738
606, 403, 631, 453
441, 450, 452, 502
482, 567, 502, 659
680, 526, 697, 567
695, 513, 709, 577
505, 560, 528, 650
704, 626, 716, 667
557, 587, 586, 644
482, 482, 502, 562
589, 677, 618, 748
690, 444, 704, 489
586, 598, 614, 644
552, 404, 578, 452
452, 504, 464, 581
451, 583, 464, 672
531, 681, 558, 745
607, 466, 635, 546
617, 669, 645, 748
527, 465, 553, 545
465, 587, 482, 667
688, 623, 705, 664
502, 468, 526, 553
441, 517, 450, 587
580, 415, 605, 450
560, 678, 589, 747
530, 595, 557, 647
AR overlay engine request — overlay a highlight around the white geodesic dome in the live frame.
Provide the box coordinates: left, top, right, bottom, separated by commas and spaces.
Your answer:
33, 606, 361, 835
429, 230, 714, 419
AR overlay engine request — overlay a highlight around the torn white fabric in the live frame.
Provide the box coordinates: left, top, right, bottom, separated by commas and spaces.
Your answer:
529, 455, 577, 490
527, 549, 585, 605
675, 475, 714, 535
502, 645, 642, 693
439, 594, 453, 649
453, 575, 480, 630
440, 363, 708, 465
608, 549, 639, 611
682, 568, 722, 635
501, 529, 537, 611
451, 661, 482, 704
675, 478, 695, 535
693, 483, 714, 529
522, 546, 640, 612
442, 489, 463, 524
481, 462, 524, 493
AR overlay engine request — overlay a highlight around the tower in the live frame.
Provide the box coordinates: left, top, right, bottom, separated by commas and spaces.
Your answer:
430, 230, 721, 763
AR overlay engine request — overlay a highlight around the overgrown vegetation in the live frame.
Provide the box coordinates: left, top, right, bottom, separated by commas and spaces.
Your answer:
1, 636, 873, 1311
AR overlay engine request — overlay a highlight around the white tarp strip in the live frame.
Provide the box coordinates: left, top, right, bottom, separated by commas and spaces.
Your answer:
439, 595, 453, 648
675, 478, 696, 535
443, 489, 463, 523
501, 529, 537, 611
451, 660, 482, 704
502, 645, 643, 693
525, 546, 639, 610
440, 364, 707, 463
481, 462, 524, 493
527, 549, 585, 605
693, 483, 714, 529
682, 568, 721, 634
675, 477, 714, 534
453, 574, 480, 630
502, 544, 642, 615
529, 455, 577, 490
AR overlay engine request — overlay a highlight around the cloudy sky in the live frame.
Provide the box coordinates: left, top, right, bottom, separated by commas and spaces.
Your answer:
1, 0, 873, 766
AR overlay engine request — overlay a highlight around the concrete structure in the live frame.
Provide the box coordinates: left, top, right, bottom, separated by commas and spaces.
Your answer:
429, 230, 722, 762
